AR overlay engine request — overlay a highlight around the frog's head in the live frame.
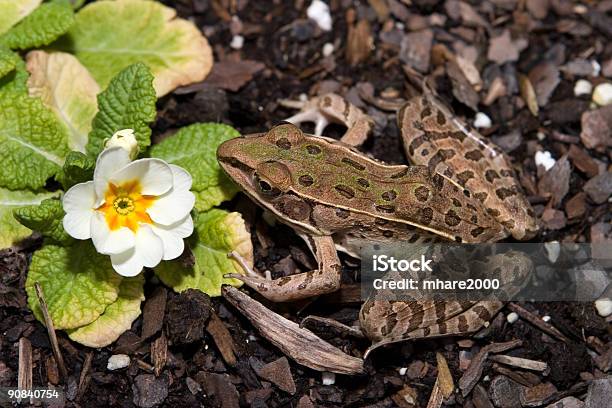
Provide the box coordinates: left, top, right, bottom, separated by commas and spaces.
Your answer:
218, 123, 317, 228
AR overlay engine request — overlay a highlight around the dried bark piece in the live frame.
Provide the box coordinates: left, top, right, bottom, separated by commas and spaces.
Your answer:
399, 29, 433, 73
537, 154, 570, 207
206, 311, 238, 367
165, 289, 211, 345
519, 74, 540, 116
541, 208, 567, 230
222, 287, 364, 375
581, 105, 612, 150
255, 357, 296, 394
520, 382, 558, 407
489, 355, 548, 372
489, 375, 524, 408
459, 339, 522, 396
141, 286, 167, 340
346, 18, 373, 66
565, 192, 587, 220
196, 372, 239, 408
435, 352, 454, 398
203, 60, 265, 92
488, 30, 523, 64
132, 374, 169, 408
447, 59, 479, 110
151, 334, 167, 377
568, 145, 600, 178
583, 172, 612, 204
528, 62, 560, 107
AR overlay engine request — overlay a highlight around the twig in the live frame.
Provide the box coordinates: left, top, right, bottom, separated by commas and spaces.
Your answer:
151, 334, 168, 377
507, 303, 571, 344
35, 282, 68, 381
18, 338, 32, 398
76, 352, 93, 401
206, 311, 237, 367
489, 355, 548, 372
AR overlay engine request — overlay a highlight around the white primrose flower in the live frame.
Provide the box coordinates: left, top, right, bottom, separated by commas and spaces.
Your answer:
62, 141, 195, 277
105, 129, 139, 159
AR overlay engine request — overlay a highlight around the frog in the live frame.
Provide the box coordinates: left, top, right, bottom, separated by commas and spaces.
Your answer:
216, 92, 538, 350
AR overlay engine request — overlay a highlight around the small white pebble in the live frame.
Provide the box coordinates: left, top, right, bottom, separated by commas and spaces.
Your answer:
591, 60, 601, 76
507, 312, 519, 324
592, 83, 612, 106
204, 344, 209, 350
322, 42, 334, 57
574, 79, 593, 96
307, 0, 332, 31
322, 372, 336, 385
535, 151, 556, 171
298, 93, 308, 102
573, 4, 588, 14
473, 112, 492, 128
395, 22, 405, 30
542, 315, 551, 322
107, 354, 130, 371
483, 375, 490, 382
544, 241, 561, 263
230, 35, 244, 50
595, 299, 612, 317
483, 321, 490, 328
398, 367, 407, 376
536, 131, 546, 141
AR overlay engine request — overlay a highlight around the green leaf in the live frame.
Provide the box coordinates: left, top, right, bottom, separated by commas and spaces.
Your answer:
26, 242, 122, 330
0, 48, 17, 78
0, 0, 41, 35
67, 275, 144, 348
26, 51, 100, 153
0, 50, 28, 95
155, 209, 253, 297
0, 92, 70, 190
60, 151, 95, 189
14, 198, 72, 245
52, 0, 213, 96
86, 63, 156, 157
150, 123, 240, 212
0, 187, 57, 250
0, 2, 74, 50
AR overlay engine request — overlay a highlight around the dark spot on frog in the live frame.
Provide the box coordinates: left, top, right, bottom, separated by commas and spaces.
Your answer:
335, 185, 355, 199
474, 192, 488, 203
496, 187, 517, 200
436, 110, 446, 125
306, 145, 321, 155
276, 137, 292, 150
465, 150, 484, 161
356, 178, 370, 188
445, 209, 461, 226
452, 197, 462, 207
470, 227, 485, 237
382, 190, 397, 201
341, 157, 365, 171
456, 170, 475, 186
298, 174, 314, 187
383, 230, 394, 238
391, 168, 409, 179
414, 186, 430, 202
485, 169, 501, 183
419, 207, 434, 225
375, 205, 395, 213
421, 148, 429, 156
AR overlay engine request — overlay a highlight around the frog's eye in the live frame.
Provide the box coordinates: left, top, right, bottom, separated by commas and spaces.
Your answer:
254, 174, 281, 197
266, 123, 303, 148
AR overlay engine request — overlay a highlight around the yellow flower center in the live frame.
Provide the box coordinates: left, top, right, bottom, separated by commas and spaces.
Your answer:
96, 180, 156, 232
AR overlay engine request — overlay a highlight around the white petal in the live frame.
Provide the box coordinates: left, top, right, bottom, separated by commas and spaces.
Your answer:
63, 210, 93, 240
90, 212, 135, 255
110, 225, 163, 276
110, 158, 173, 196
63, 181, 96, 213
93, 147, 131, 199
151, 215, 194, 260
169, 164, 193, 191
147, 189, 195, 226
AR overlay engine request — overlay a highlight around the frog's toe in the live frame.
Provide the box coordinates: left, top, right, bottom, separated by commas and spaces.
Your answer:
286, 109, 330, 136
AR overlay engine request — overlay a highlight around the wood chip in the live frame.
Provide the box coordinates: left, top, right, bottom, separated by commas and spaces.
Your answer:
18, 337, 32, 394
519, 74, 539, 116
200, 60, 265, 92
141, 286, 167, 341
206, 310, 238, 367
255, 357, 296, 394
435, 352, 455, 399
222, 287, 364, 375
151, 334, 168, 377
346, 18, 373, 66
489, 355, 548, 372
459, 339, 522, 396
537, 154, 571, 207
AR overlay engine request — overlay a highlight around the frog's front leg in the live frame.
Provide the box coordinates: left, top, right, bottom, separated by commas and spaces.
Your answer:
226, 234, 341, 302
282, 94, 374, 147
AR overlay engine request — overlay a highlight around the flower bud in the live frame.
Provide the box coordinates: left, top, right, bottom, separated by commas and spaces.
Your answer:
105, 129, 139, 160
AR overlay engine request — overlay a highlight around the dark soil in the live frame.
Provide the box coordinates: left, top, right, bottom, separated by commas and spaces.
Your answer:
2, 0, 612, 407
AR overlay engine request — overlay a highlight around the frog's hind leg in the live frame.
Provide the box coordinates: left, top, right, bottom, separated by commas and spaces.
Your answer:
281, 94, 374, 147
225, 234, 342, 302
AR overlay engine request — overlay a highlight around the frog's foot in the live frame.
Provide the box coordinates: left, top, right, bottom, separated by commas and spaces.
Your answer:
281, 93, 374, 147
225, 235, 342, 302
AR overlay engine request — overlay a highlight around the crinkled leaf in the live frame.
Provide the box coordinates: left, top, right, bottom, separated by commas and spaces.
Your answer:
60, 150, 95, 189
0, 2, 74, 50
67, 275, 144, 347
150, 123, 240, 212
0, 48, 17, 78
155, 209, 252, 297
0, 50, 28, 95
14, 198, 72, 245
0, 93, 70, 190
26, 242, 122, 329
26, 51, 99, 153
0, 188, 57, 249
86, 63, 156, 157
53, 0, 213, 96
0, 0, 41, 35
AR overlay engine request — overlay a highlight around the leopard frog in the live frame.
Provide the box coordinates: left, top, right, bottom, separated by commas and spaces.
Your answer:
217, 93, 537, 350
